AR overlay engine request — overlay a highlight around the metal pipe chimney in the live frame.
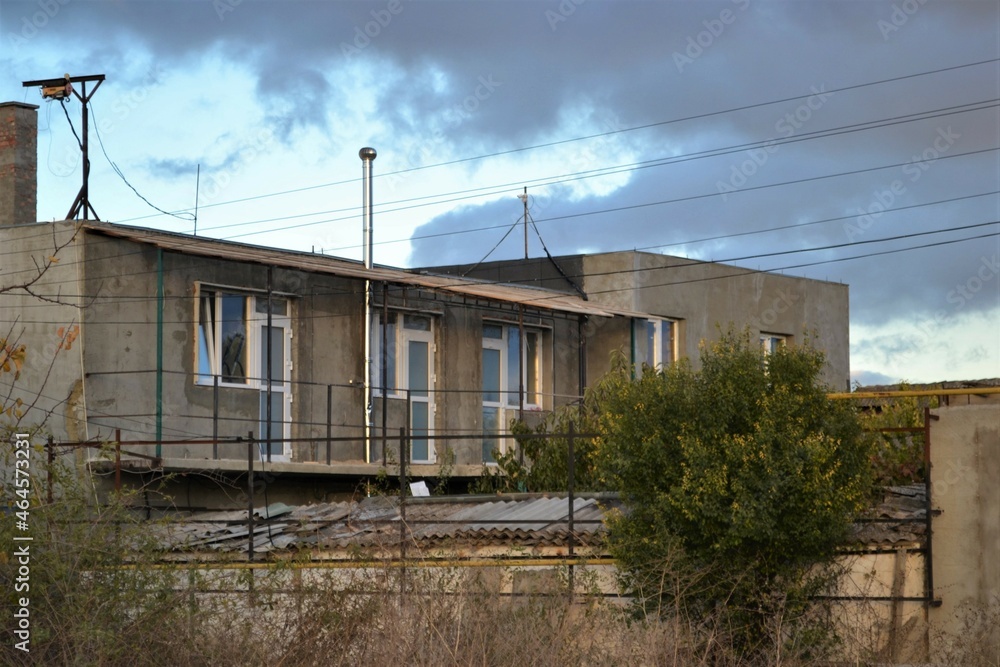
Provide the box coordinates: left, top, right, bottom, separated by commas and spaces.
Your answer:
360, 147, 377, 269
359, 147, 377, 463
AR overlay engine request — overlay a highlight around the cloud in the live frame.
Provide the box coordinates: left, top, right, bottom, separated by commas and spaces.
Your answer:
1, 0, 997, 383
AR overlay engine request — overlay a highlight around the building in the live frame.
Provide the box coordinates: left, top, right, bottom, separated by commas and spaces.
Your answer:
1, 101, 849, 507
428, 251, 850, 390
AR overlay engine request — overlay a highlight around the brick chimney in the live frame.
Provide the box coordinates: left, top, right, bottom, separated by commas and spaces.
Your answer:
0, 102, 39, 226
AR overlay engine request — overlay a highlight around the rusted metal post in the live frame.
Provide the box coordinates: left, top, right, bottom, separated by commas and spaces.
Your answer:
567, 421, 576, 596
517, 305, 525, 466
212, 375, 219, 459
114, 428, 121, 493
923, 406, 940, 607
381, 282, 388, 466
326, 384, 332, 465
399, 426, 407, 601
248, 431, 255, 562
46, 436, 54, 504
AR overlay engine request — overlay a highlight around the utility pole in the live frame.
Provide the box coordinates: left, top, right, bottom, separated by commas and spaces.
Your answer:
22, 74, 106, 221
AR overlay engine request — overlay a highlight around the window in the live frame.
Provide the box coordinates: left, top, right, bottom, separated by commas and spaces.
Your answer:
199, 291, 248, 384
482, 322, 544, 463
760, 333, 786, 355
373, 312, 435, 462
196, 287, 292, 460
633, 318, 677, 373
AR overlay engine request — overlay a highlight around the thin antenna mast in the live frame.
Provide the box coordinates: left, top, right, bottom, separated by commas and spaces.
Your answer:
194, 164, 200, 235
22, 74, 106, 221
519, 186, 529, 259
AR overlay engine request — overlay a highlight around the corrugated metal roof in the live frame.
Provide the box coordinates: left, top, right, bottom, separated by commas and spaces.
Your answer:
849, 485, 927, 547
82, 222, 650, 319
154, 484, 924, 558
157, 495, 615, 556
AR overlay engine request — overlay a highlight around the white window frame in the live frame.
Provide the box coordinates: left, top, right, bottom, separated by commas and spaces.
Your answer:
372, 312, 436, 396
372, 311, 437, 463
196, 286, 293, 460
760, 333, 787, 355
633, 317, 678, 374
481, 322, 545, 464
483, 322, 544, 410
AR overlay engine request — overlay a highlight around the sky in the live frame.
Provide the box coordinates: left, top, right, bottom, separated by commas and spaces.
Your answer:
1, 0, 997, 386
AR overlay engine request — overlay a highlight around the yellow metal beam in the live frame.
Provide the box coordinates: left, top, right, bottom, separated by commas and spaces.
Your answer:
828, 387, 1000, 400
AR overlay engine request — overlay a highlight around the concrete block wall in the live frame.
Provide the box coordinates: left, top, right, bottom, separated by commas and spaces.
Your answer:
929, 404, 1000, 662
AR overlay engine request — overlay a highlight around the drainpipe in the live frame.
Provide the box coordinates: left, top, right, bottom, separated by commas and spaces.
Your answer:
360, 147, 377, 463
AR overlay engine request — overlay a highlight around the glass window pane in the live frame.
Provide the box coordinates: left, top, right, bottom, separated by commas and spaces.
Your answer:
197, 294, 215, 381
506, 328, 520, 406
221, 295, 247, 383
661, 321, 674, 364
408, 340, 429, 396
260, 326, 285, 386
483, 323, 503, 339
255, 296, 288, 315
482, 407, 499, 463
482, 348, 501, 403
645, 321, 656, 366
525, 332, 538, 404
411, 402, 429, 461
403, 314, 431, 331
259, 392, 284, 457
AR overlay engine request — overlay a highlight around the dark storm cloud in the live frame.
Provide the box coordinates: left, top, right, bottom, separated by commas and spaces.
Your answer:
1, 0, 997, 349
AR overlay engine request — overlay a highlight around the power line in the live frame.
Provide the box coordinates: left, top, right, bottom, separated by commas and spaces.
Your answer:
4, 178, 998, 301
88, 102, 195, 222
209, 98, 999, 242
107, 57, 1000, 224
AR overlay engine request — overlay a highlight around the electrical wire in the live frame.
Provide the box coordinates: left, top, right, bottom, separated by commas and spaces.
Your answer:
106, 56, 1000, 224
197, 98, 1000, 241
59, 99, 82, 150
88, 102, 195, 222
461, 217, 522, 277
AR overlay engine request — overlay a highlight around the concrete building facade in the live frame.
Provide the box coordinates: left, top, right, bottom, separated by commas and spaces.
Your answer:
430, 250, 850, 391
1, 102, 850, 506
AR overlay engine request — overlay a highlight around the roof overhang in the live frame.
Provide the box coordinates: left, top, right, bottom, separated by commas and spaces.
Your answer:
81, 222, 650, 319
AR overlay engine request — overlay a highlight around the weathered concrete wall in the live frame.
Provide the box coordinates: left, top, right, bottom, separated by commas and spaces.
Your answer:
64, 228, 587, 473
80, 232, 371, 462
580, 252, 850, 390
433, 251, 850, 390
928, 404, 1000, 663
0, 221, 86, 442
832, 548, 928, 662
